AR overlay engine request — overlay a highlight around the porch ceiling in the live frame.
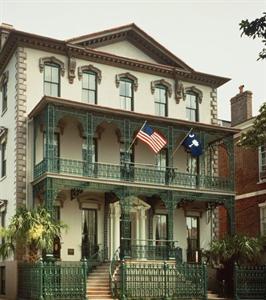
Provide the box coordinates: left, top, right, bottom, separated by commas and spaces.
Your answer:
28, 96, 239, 137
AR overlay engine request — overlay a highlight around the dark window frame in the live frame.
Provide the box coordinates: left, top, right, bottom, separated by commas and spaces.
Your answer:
186, 92, 199, 122
154, 84, 168, 117
1, 82, 7, 113
1, 142, 6, 178
43, 62, 60, 97
82, 71, 97, 104
119, 77, 134, 111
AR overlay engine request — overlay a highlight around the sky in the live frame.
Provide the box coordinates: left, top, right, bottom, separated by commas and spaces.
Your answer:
0, 0, 265, 121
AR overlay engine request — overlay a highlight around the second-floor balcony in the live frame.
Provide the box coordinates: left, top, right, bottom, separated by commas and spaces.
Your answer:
34, 157, 233, 192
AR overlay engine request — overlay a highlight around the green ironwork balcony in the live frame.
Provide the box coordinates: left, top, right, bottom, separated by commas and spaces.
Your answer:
34, 158, 233, 192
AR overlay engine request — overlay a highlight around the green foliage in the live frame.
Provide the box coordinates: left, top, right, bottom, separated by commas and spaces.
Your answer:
239, 102, 266, 147
207, 234, 265, 266
0, 206, 67, 261
240, 12, 266, 60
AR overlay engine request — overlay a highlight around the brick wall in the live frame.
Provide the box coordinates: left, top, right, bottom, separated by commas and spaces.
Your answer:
219, 194, 266, 238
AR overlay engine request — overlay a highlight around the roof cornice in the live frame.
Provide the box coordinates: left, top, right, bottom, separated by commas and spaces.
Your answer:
0, 29, 230, 88
29, 96, 239, 135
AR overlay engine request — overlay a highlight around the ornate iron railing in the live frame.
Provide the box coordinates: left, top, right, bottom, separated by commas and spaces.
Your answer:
109, 247, 121, 299
18, 259, 87, 300
86, 246, 107, 274
33, 158, 233, 192
118, 261, 207, 299
120, 238, 182, 261
235, 264, 266, 300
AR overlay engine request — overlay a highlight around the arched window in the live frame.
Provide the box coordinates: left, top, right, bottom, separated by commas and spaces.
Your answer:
116, 72, 138, 112
185, 87, 202, 122
44, 62, 60, 97
40, 57, 64, 97
78, 65, 101, 105
154, 84, 168, 117
186, 92, 199, 122
82, 71, 97, 104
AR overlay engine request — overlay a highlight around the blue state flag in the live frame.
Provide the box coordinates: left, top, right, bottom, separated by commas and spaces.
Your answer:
182, 132, 202, 157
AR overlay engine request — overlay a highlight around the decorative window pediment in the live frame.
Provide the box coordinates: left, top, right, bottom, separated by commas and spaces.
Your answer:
0, 71, 9, 91
185, 86, 203, 103
0, 127, 8, 142
151, 79, 172, 97
78, 65, 102, 84
116, 72, 138, 91
39, 56, 65, 76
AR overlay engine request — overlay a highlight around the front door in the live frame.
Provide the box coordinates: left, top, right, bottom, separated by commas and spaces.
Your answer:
155, 214, 168, 259
186, 216, 200, 262
82, 209, 98, 259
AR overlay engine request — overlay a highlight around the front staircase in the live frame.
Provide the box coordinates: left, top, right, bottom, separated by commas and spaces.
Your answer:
87, 263, 113, 300
207, 290, 231, 300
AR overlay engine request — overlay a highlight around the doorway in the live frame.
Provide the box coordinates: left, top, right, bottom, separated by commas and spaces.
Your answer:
81, 209, 98, 259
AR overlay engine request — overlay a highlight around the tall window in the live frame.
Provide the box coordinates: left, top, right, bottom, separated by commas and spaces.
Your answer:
82, 71, 97, 104
186, 92, 199, 122
186, 216, 200, 262
259, 145, 266, 180
1, 82, 7, 113
155, 85, 167, 117
120, 78, 133, 111
156, 149, 168, 170
260, 206, 266, 236
155, 214, 168, 243
82, 209, 98, 258
0, 210, 5, 245
1, 142, 6, 178
44, 63, 60, 97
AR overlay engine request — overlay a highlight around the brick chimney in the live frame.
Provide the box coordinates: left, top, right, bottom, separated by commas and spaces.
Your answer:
230, 85, 253, 126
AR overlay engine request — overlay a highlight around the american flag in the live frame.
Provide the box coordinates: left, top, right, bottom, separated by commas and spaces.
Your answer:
136, 123, 167, 153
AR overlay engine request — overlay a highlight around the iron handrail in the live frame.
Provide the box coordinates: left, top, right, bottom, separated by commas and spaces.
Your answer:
109, 247, 121, 298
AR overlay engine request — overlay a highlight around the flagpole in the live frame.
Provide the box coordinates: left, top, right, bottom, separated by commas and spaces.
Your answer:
126, 120, 147, 153
170, 127, 193, 160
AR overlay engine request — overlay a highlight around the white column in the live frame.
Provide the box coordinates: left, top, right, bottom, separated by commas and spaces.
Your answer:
139, 208, 146, 245
113, 203, 120, 253
109, 204, 114, 259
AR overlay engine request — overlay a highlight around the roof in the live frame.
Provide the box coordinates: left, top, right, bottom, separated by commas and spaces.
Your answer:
67, 23, 194, 71
29, 96, 240, 136
0, 23, 230, 88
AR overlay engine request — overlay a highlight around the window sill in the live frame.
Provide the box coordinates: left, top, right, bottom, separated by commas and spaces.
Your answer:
1, 108, 7, 117
0, 176, 6, 182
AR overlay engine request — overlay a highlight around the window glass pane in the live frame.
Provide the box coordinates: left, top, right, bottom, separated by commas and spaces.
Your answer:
44, 65, 51, 81
120, 81, 126, 96
82, 73, 89, 89
88, 91, 96, 104
51, 84, 59, 97
88, 73, 96, 90
82, 89, 89, 102
51, 66, 59, 83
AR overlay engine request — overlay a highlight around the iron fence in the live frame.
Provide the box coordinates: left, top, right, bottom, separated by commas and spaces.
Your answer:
235, 264, 266, 300
17, 260, 87, 300
117, 261, 207, 299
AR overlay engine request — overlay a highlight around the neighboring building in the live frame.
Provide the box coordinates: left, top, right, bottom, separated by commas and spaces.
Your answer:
0, 23, 237, 299
219, 87, 266, 238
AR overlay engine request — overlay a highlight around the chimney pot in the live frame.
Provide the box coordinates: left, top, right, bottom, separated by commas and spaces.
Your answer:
239, 85, 244, 93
